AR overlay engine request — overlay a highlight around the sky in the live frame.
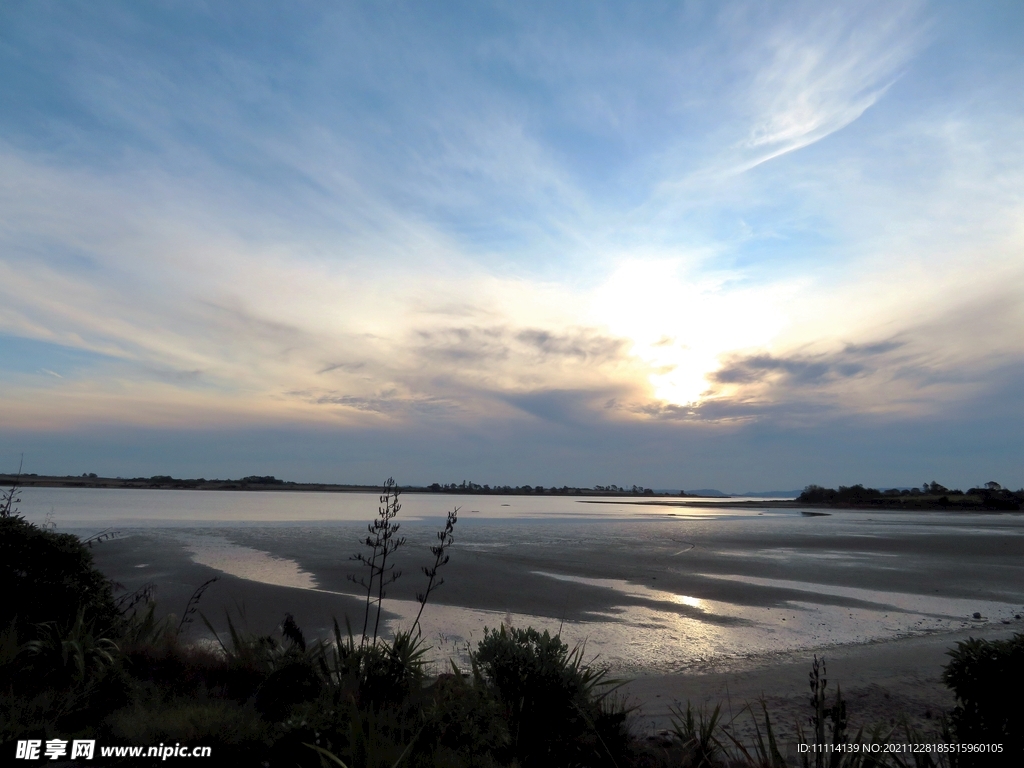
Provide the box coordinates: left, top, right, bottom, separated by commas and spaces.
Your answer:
1, 1, 1022, 491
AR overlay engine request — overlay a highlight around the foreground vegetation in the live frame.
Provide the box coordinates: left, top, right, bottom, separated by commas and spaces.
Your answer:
1, 478, 1020, 766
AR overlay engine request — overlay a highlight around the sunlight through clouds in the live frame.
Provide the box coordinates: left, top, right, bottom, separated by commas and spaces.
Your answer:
590, 261, 790, 406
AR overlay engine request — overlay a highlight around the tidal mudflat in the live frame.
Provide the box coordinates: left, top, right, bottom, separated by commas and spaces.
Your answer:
20, 488, 1024, 732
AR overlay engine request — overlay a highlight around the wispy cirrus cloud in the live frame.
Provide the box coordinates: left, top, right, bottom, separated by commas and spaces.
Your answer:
735, 1, 927, 168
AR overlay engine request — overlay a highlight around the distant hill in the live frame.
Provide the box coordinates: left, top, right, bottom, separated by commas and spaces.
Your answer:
681, 488, 802, 498
736, 490, 802, 498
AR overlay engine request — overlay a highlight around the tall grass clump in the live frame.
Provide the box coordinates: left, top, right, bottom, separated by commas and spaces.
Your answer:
670, 702, 727, 767
662, 654, 955, 768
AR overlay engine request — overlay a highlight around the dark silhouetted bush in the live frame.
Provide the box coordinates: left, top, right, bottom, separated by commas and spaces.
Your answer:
0, 516, 119, 639
943, 633, 1024, 765
474, 625, 628, 766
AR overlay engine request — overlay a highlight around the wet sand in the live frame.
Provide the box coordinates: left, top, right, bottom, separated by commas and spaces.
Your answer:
622, 625, 1019, 749
92, 533, 366, 641
88, 511, 1024, 746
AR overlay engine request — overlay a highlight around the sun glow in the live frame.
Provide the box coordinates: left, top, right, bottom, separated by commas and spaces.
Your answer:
591, 260, 789, 406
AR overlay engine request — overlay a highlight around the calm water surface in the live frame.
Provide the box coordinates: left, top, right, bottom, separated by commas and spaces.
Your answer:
18, 487, 767, 524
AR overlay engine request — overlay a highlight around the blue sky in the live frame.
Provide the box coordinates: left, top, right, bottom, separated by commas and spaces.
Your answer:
1, 1, 1022, 490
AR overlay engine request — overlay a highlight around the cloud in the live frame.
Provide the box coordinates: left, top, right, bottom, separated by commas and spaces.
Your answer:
694, 284, 1024, 424
514, 329, 628, 362
286, 389, 461, 418
737, 2, 926, 164
3, 129, 1021, 434
1, 0, 1023, 492
415, 327, 511, 364
713, 354, 842, 385
499, 388, 623, 427
317, 362, 365, 375
710, 339, 911, 386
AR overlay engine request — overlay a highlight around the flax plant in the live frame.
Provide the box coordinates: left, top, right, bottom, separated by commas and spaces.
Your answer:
350, 478, 406, 646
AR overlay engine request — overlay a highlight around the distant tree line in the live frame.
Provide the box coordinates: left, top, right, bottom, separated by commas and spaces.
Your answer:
3, 472, 672, 496
425, 481, 658, 495
0, 473, 304, 490
129, 475, 283, 485
20, 473, 286, 485
798, 481, 1023, 510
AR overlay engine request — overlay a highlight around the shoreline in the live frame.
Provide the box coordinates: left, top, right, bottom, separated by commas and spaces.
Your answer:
9, 476, 1016, 512
2, 474, 684, 498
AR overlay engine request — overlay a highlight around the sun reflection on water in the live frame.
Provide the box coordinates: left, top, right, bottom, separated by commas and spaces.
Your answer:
675, 594, 703, 608
175, 536, 1024, 675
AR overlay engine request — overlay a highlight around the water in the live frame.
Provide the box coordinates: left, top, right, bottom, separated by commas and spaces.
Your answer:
16, 487, 769, 525
17, 488, 1024, 674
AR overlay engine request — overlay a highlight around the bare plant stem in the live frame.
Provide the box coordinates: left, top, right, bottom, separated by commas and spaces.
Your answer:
356, 524, 382, 642
178, 577, 219, 635
350, 478, 406, 647
1, 454, 23, 519
411, 506, 458, 636
372, 478, 404, 644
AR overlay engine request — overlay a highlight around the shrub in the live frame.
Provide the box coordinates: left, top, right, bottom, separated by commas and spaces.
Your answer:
321, 622, 428, 710
943, 633, 1024, 765
419, 668, 509, 764
0, 516, 120, 639
473, 626, 627, 766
